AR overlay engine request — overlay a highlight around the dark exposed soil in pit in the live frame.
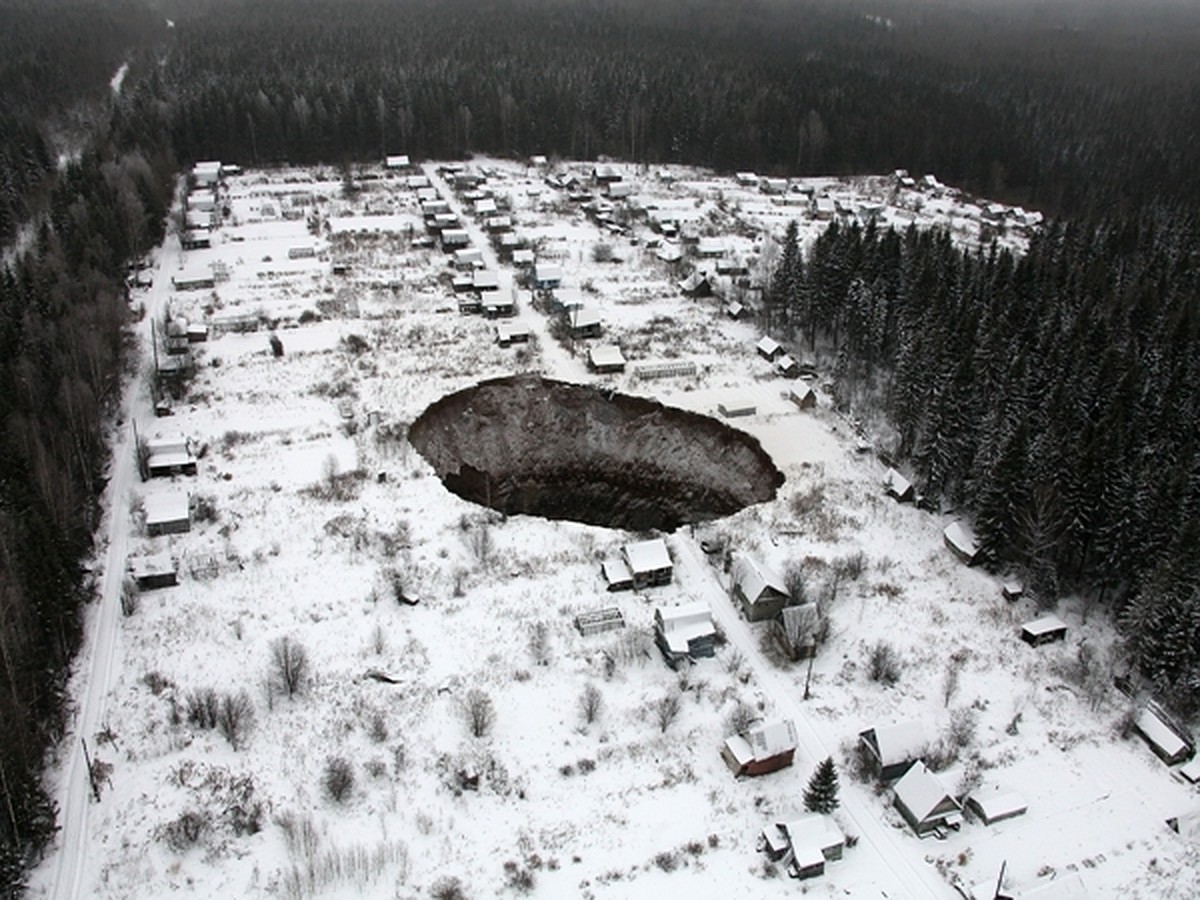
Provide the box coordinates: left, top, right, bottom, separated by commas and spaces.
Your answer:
408, 374, 785, 531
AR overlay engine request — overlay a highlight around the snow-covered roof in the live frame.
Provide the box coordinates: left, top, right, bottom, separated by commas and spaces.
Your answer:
747, 719, 797, 758
601, 558, 632, 586
884, 467, 912, 497
1180, 756, 1200, 784
790, 382, 815, 402
732, 554, 788, 605
656, 602, 713, 654
1022, 615, 1067, 637
511, 249, 534, 266
779, 604, 819, 642
554, 287, 585, 310
1135, 707, 1189, 759
384, 154, 410, 168
893, 761, 956, 822
1014, 873, 1092, 899
656, 242, 683, 263
129, 552, 176, 579
588, 345, 625, 368
625, 538, 671, 574
495, 322, 529, 341
534, 262, 563, 282
776, 354, 797, 373
569, 307, 602, 330
472, 270, 500, 291
780, 813, 842, 855
723, 735, 754, 767
943, 521, 979, 558
697, 237, 724, 256
143, 491, 189, 525
968, 787, 1027, 823
870, 720, 927, 766
1170, 809, 1200, 843
757, 336, 781, 356
473, 198, 497, 215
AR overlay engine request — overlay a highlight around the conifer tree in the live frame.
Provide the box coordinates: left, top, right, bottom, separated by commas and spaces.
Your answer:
803, 756, 840, 814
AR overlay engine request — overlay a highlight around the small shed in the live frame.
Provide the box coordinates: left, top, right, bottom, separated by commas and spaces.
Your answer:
606, 181, 634, 199
129, 553, 178, 590
774, 603, 820, 661
574, 607, 625, 637
144, 491, 190, 536
725, 301, 746, 320
943, 521, 980, 565
731, 554, 790, 622
384, 154, 411, 170
884, 468, 914, 502
859, 720, 927, 782
789, 382, 817, 410
495, 323, 531, 347
511, 249, 535, 267
588, 345, 626, 374
722, 719, 798, 777
186, 322, 209, 343
655, 242, 683, 263
622, 539, 672, 588
756, 336, 783, 360
966, 787, 1028, 825
1002, 580, 1025, 602
1020, 615, 1068, 647
1134, 704, 1195, 766
1179, 757, 1200, 784
893, 761, 963, 836
567, 307, 602, 339
654, 601, 716, 668
533, 262, 563, 290
718, 397, 756, 418
482, 296, 516, 319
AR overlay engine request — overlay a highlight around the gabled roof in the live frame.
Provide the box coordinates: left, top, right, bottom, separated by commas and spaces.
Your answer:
732, 554, 788, 604
869, 720, 927, 766
1022, 614, 1067, 637
967, 787, 1027, 823
747, 719, 797, 758
778, 604, 819, 641
779, 813, 842, 855
534, 262, 563, 282
1136, 706, 1190, 759
884, 467, 913, 498
893, 761, 958, 822
624, 538, 670, 573
568, 307, 602, 330
589, 345, 625, 369
757, 336, 781, 356
943, 521, 979, 559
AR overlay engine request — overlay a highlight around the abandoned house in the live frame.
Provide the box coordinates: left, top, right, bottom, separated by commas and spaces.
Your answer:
731, 554, 790, 622
774, 603, 820, 661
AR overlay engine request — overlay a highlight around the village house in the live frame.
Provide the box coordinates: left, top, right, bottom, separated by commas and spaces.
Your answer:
774, 602, 820, 661
440, 229, 470, 252
892, 761, 963, 837
144, 491, 191, 537
592, 163, 621, 184
776, 354, 800, 378
631, 359, 697, 381
859, 720, 927, 782
384, 154, 411, 170
191, 160, 221, 187
884, 467, 914, 502
533, 262, 563, 290
511, 248, 534, 268
566, 307, 602, 339
482, 293, 515, 319
144, 434, 197, 478
587, 345, 626, 374
1020, 615, 1068, 647
495, 322, 530, 347
696, 237, 725, 258
171, 269, 215, 292
756, 336, 783, 360
735, 171, 759, 187
760, 814, 845, 880
722, 719, 798, 777
789, 382, 817, 410
678, 270, 712, 297
943, 521, 981, 565
622, 538, 672, 588
1134, 702, 1195, 766
129, 552, 178, 590
654, 601, 716, 668
725, 300, 746, 320
761, 177, 789, 195
731, 554, 790, 622
718, 396, 756, 418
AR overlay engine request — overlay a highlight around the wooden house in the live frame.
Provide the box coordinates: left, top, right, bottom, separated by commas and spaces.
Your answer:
472, 269, 500, 293
164, 320, 190, 356
943, 521, 981, 565
884, 468, 915, 502
725, 300, 746, 320
129, 553, 178, 590
678, 271, 712, 297
858, 720, 927, 782
588, 345, 626, 374
482, 295, 516, 319
893, 762, 963, 836
181, 230, 210, 251
574, 607, 625, 637
655, 241, 683, 263
1002, 580, 1025, 602
171, 270, 215, 291
761, 177, 788, 195
1134, 703, 1195, 766
454, 248, 485, 270
731, 554, 790, 622
186, 322, 209, 344
144, 491, 190, 537
776, 354, 800, 378
511, 249, 535, 268
606, 181, 634, 199
440, 229, 470, 251
722, 719, 798, 777
774, 603, 820, 661
760, 814, 844, 880
1020, 615, 1068, 647
191, 161, 221, 187
592, 164, 621, 184
145, 434, 197, 478
654, 601, 716, 668
567, 307, 602, 339
697, 237, 725, 258
552, 287, 585, 312
533, 262, 563, 290
756, 336, 783, 360
623, 538, 672, 588
966, 787, 1028, 825
495, 323, 531, 346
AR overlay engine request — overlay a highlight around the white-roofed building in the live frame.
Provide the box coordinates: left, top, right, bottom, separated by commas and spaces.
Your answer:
654, 601, 715, 668
965, 787, 1028, 825
892, 761, 962, 836
587, 345, 626, 374
144, 491, 190, 536
943, 521, 980, 565
622, 539, 671, 588
722, 719, 798, 777
858, 720, 928, 782
731, 554, 790, 622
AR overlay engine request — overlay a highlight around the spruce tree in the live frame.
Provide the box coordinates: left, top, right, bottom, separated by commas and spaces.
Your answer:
802, 756, 840, 814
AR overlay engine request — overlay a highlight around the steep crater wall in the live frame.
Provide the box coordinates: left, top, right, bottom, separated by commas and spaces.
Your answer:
409, 375, 784, 532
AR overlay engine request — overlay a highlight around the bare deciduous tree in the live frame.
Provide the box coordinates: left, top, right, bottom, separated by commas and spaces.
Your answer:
270, 636, 310, 699
578, 683, 603, 725
653, 692, 682, 733
461, 688, 496, 738
217, 689, 255, 750
528, 621, 551, 666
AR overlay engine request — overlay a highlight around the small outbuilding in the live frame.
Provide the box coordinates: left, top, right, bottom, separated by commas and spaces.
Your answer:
789, 382, 817, 410
966, 787, 1028, 825
731, 554, 790, 622
774, 603, 820, 661
1020, 615, 1068, 647
574, 607, 625, 637
859, 720, 928, 782
566, 307, 602, 339
943, 521, 981, 565
144, 491, 190, 537
718, 397, 756, 418
600, 558, 634, 592
884, 468, 914, 503
722, 719, 798, 777
129, 552, 178, 590
533, 262, 563, 290
756, 336, 783, 360
725, 300, 746, 320
1134, 703, 1195, 766
892, 761, 963, 837
776, 354, 799, 378
145, 434, 197, 478
654, 601, 716, 668
495, 323, 531, 347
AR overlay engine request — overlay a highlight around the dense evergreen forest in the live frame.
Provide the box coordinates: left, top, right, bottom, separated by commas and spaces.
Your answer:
1, 0, 1199, 893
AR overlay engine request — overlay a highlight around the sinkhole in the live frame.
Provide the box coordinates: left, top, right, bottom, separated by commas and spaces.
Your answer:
408, 374, 785, 532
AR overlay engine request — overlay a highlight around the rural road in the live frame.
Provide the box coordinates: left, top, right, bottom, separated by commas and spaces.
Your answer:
34, 227, 180, 900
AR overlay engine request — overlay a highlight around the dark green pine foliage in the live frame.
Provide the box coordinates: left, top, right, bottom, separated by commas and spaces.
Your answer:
803, 757, 840, 814
768, 219, 803, 336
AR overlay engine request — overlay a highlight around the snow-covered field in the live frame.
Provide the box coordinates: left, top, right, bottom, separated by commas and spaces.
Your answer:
30, 159, 1199, 899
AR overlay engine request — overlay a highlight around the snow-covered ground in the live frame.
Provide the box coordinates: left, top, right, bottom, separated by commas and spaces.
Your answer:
30, 159, 1198, 899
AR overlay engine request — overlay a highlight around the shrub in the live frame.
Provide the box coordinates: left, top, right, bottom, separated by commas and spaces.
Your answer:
461, 688, 496, 738
867, 641, 902, 686
429, 875, 468, 900
724, 700, 758, 736
324, 756, 355, 803
161, 809, 210, 852
270, 636, 310, 699
186, 687, 220, 730
216, 690, 255, 750
653, 850, 680, 872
